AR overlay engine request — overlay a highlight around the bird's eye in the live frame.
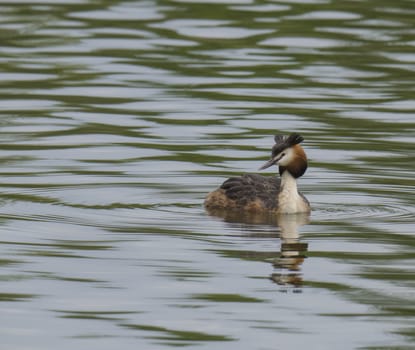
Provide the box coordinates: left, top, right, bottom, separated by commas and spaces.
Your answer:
281, 153, 286, 157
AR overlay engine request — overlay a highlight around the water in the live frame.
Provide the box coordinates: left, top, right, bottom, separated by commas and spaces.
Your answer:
1, 1, 415, 349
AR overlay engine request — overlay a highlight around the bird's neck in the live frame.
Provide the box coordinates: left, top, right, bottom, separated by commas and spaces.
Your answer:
277, 171, 304, 214
280, 170, 298, 195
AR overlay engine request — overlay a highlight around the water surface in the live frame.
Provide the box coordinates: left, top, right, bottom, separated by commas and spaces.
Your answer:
1, 1, 414, 349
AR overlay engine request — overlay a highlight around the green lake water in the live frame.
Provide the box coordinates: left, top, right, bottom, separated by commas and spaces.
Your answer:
0, 1, 414, 349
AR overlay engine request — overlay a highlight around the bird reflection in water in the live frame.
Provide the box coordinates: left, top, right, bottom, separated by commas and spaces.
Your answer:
206, 208, 309, 289
270, 213, 309, 289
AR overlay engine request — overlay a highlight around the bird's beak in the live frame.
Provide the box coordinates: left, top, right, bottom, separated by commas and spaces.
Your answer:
258, 155, 282, 171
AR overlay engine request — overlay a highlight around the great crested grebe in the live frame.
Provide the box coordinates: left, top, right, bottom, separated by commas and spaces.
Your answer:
204, 133, 310, 214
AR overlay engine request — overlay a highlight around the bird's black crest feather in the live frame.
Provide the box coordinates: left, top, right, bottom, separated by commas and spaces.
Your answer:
271, 133, 304, 157
286, 133, 304, 147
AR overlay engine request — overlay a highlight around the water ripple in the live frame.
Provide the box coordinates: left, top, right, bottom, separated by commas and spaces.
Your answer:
313, 203, 414, 222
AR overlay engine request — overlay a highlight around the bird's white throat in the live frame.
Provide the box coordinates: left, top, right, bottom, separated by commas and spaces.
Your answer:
278, 171, 308, 214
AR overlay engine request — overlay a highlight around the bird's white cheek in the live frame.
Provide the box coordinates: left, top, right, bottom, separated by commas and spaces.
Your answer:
277, 157, 288, 166
277, 149, 294, 166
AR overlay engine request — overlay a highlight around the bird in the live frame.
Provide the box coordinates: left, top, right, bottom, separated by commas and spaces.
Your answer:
204, 133, 310, 215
